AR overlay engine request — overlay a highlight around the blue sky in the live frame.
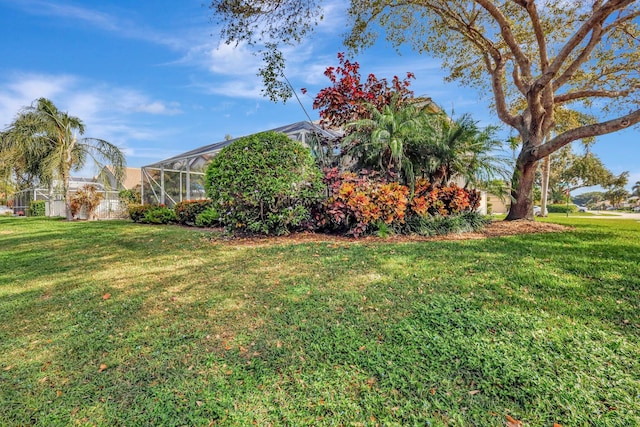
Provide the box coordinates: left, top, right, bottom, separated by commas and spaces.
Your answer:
1, 0, 638, 192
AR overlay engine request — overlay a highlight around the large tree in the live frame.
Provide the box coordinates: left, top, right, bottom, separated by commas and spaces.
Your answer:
2, 98, 126, 220
572, 190, 605, 207
210, 0, 640, 220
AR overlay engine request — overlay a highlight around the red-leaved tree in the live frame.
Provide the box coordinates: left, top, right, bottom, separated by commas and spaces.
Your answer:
303, 53, 415, 128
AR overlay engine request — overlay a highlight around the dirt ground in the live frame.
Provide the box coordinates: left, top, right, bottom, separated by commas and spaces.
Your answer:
222, 220, 572, 247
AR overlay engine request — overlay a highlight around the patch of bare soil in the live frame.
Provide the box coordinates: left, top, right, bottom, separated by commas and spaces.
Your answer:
215, 220, 572, 247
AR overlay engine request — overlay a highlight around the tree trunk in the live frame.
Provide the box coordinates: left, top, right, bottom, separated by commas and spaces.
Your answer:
64, 182, 73, 220
62, 168, 73, 220
540, 155, 550, 217
505, 157, 538, 221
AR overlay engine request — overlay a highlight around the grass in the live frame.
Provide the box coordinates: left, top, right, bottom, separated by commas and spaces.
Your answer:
1, 216, 639, 426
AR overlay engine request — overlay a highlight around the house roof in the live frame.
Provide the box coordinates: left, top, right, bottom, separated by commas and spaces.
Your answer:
98, 166, 142, 189
121, 167, 142, 189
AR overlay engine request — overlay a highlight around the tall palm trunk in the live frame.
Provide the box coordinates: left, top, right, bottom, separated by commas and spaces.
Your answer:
62, 133, 75, 220
540, 155, 550, 218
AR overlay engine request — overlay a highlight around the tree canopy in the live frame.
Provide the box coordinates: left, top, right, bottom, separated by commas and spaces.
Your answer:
549, 145, 628, 195
209, 0, 640, 220
572, 191, 605, 207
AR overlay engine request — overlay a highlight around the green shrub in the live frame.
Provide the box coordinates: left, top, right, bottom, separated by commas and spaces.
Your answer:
118, 189, 141, 205
143, 207, 176, 224
174, 200, 214, 226
195, 207, 220, 227
205, 131, 325, 235
28, 200, 46, 217
547, 204, 578, 214
128, 204, 153, 223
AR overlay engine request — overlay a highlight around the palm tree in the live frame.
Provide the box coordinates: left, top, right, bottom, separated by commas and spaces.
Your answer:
3, 98, 125, 219
417, 112, 510, 188
633, 181, 640, 198
344, 100, 509, 191
343, 97, 430, 186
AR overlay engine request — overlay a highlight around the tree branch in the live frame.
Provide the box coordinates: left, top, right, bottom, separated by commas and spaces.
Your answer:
555, 88, 638, 104
533, 108, 640, 159
475, 0, 532, 81
538, 0, 634, 91
487, 56, 520, 129
515, 0, 549, 71
511, 59, 528, 95
553, 24, 604, 91
603, 8, 640, 32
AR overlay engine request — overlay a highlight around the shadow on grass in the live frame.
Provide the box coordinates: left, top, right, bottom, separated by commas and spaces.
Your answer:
1, 217, 639, 425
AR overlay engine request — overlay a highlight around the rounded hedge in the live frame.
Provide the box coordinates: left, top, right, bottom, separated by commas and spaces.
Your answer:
547, 203, 578, 214
204, 131, 325, 235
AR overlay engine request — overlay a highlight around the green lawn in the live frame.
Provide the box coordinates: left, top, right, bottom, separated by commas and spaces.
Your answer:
1, 217, 639, 426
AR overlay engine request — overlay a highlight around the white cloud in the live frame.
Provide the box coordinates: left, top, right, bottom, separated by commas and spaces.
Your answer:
315, 0, 350, 34
119, 146, 185, 161
3, 0, 118, 29
203, 80, 263, 99
2, 0, 185, 49
205, 42, 262, 76
65, 92, 103, 120
246, 103, 260, 116
0, 73, 76, 123
133, 101, 181, 115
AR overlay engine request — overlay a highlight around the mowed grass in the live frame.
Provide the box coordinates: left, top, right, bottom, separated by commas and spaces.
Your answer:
0, 217, 639, 426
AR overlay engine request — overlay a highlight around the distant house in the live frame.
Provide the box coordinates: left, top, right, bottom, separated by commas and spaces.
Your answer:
485, 193, 509, 214
97, 167, 142, 191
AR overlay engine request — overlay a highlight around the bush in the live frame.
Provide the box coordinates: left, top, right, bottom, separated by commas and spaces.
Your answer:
195, 208, 220, 227
28, 200, 46, 217
143, 206, 176, 224
411, 179, 481, 217
314, 171, 483, 237
70, 185, 104, 220
547, 204, 578, 214
205, 131, 325, 235
317, 169, 409, 237
174, 200, 214, 226
128, 204, 153, 223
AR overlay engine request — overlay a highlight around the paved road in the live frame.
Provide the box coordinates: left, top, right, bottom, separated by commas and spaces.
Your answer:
587, 211, 640, 220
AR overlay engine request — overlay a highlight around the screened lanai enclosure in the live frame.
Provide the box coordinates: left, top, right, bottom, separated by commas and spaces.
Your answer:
141, 121, 341, 207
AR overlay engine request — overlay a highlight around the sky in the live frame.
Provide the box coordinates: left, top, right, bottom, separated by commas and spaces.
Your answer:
1, 0, 638, 193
